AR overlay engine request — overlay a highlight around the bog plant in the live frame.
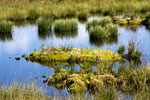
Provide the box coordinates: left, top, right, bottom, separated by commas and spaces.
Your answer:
77, 11, 89, 20
117, 45, 125, 55
27, 9, 39, 20
37, 18, 53, 33
0, 20, 12, 34
0, 83, 49, 100
54, 19, 78, 32
128, 41, 142, 60
89, 24, 118, 39
99, 17, 112, 26
87, 19, 101, 30
87, 17, 118, 40
117, 41, 142, 60
87, 17, 112, 30
89, 26, 106, 39
7, 9, 27, 21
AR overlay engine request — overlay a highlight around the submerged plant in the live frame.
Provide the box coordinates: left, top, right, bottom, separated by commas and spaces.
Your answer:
54, 19, 78, 32
0, 20, 12, 34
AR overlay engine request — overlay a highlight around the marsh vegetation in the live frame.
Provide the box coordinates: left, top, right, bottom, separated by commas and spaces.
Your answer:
0, 0, 150, 100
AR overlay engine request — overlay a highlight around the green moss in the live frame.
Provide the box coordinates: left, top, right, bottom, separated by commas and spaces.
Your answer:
129, 20, 141, 25
67, 80, 87, 93
26, 48, 122, 64
88, 79, 104, 91
46, 69, 69, 87
118, 20, 128, 25
53, 69, 69, 82
67, 74, 81, 83
55, 80, 66, 89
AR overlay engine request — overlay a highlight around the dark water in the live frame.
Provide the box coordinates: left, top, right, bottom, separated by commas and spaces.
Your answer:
0, 16, 150, 98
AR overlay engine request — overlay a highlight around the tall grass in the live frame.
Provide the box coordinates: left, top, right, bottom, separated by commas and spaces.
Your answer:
54, 19, 78, 32
7, 9, 27, 21
88, 17, 118, 40
89, 24, 118, 39
0, 0, 150, 21
87, 19, 101, 30
87, 17, 112, 30
37, 18, 53, 33
89, 26, 106, 39
0, 83, 49, 100
77, 10, 89, 20
27, 9, 39, 20
0, 20, 12, 34
99, 17, 112, 26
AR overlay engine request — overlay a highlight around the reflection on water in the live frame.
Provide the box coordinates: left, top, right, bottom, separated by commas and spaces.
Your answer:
0, 32, 13, 42
0, 17, 150, 98
38, 31, 52, 40
89, 36, 118, 47
55, 31, 78, 39
124, 25, 141, 32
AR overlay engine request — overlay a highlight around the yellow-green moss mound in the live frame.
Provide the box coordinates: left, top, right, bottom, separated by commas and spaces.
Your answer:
26, 47, 122, 63
44, 68, 117, 93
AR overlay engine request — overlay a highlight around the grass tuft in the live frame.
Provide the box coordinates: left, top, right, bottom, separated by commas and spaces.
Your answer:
27, 9, 39, 20
0, 20, 12, 34
37, 18, 53, 33
77, 10, 89, 20
0, 83, 49, 100
54, 19, 78, 33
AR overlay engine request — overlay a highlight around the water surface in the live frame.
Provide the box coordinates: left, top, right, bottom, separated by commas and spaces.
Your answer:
0, 17, 150, 98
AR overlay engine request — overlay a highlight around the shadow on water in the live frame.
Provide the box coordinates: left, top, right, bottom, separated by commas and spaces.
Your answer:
0, 32, 13, 42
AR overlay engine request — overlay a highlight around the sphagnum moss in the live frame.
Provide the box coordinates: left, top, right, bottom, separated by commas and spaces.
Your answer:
26, 48, 122, 63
